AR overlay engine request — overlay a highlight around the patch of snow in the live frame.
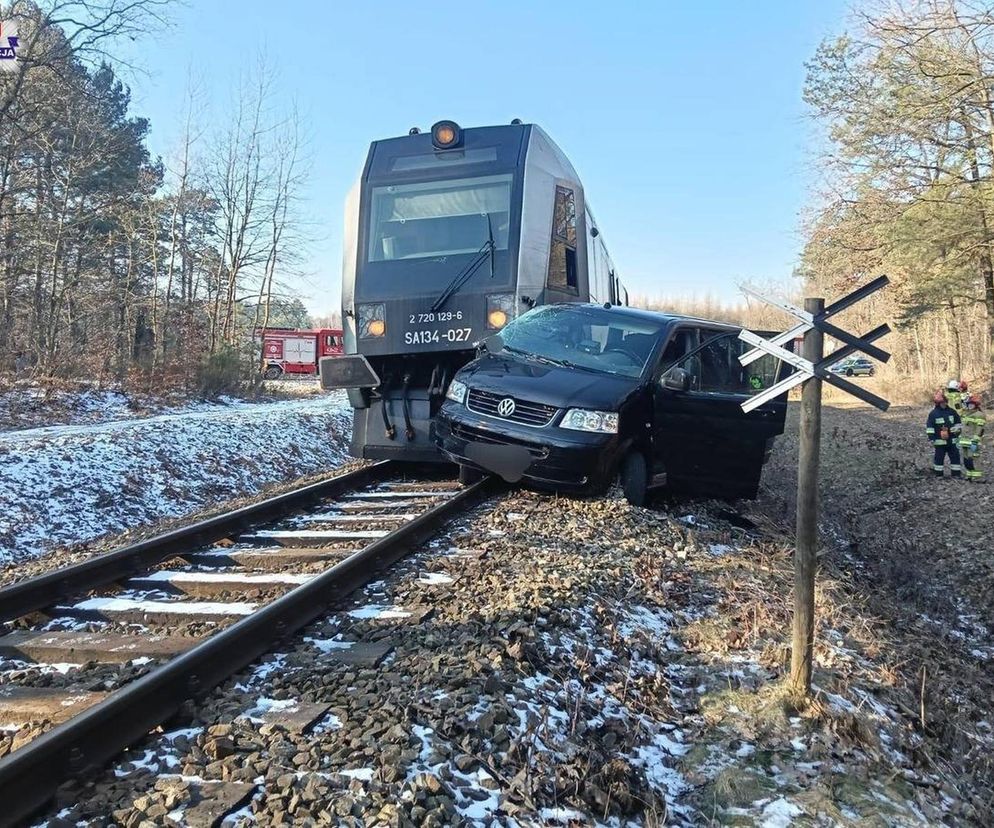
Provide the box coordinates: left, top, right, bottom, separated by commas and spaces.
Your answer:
305, 637, 355, 653
347, 604, 411, 620
708, 543, 736, 556
417, 572, 454, 586
347, 490, 449, 499
137, 570, 312, 585
339, 767, 374, 781
0, 392, 352, 565
71, 597, 256, 616
757, 796, 803, 828
538, 808, 586, 824
249, 528, 387, 539
240, 697, 299, 723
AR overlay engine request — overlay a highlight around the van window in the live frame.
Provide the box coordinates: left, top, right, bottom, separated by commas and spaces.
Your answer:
660, 328, 698, 367
672, 332, 781, 395
547, 186, 578, 292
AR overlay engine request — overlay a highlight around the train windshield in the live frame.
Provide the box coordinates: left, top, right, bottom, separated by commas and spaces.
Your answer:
494, 305, 664, 380
367, 174, 512, 262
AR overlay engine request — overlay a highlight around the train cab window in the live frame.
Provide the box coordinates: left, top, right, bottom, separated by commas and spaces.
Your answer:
367, 174, 512, 262
547, 186, 579, 292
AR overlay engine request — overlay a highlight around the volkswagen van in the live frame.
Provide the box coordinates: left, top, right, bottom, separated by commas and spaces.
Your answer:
432, 303, 790, 504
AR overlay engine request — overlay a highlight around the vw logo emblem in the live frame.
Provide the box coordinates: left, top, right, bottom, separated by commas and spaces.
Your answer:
496, 397, 516, 418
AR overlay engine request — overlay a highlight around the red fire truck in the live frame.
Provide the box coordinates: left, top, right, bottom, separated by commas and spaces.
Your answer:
262, 328, 344, 379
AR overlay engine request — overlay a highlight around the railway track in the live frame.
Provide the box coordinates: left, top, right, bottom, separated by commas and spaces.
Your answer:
0, 461, 493, 826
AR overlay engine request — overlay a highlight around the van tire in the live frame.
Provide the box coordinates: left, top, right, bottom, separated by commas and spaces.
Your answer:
620, 451, 648, 506
264, 365, 283, 380
458, 465, 483, 485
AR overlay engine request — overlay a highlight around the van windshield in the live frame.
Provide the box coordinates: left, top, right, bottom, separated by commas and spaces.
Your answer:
494, 305, 663, 379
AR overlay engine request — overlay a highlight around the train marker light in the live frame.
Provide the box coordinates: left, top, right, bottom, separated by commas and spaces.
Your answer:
358, 303, 386, 338
431, 120, 461, 149
486, 293, 514, 329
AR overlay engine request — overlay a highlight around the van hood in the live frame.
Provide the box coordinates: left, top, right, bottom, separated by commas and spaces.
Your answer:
457, 351, 641, 410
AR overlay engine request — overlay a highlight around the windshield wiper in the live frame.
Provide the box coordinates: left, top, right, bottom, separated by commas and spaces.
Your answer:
430, 214, 496, 313
502, 343, 574, 369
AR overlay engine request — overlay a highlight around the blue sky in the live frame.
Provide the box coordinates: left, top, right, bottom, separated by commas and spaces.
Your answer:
125, 0, 847, 315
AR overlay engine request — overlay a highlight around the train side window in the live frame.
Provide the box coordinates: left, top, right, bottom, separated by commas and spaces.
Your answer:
547, 186, 578, 293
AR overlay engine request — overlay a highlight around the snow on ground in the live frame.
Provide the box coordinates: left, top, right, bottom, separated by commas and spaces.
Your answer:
0, 391, 352, 566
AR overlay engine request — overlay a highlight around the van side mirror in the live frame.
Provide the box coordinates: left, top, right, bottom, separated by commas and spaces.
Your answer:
662, 366, 690, 392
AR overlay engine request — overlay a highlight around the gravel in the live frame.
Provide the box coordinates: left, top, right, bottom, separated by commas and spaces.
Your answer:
28, 478, 960, 826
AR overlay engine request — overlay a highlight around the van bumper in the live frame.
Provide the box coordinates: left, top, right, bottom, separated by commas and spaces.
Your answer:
432, 402, 621, 490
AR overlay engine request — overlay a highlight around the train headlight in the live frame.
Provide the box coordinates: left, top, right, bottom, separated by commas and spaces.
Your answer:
560, 409, 619, 434
445, 379, 468, 405
358, 303, 386, 338
486, 293, 514, 329
431, 120, 462, 149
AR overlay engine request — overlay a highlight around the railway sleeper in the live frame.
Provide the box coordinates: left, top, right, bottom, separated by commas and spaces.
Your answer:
183, 546, 360, 569
0, 631, 196, 664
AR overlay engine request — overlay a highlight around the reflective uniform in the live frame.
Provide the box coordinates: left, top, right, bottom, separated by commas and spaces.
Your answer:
959, 408, 986, 480
946, 389, 964, 415
926, 404, 962, 477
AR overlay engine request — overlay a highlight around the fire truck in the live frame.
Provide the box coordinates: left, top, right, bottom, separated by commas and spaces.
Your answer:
261, 328, 344, 379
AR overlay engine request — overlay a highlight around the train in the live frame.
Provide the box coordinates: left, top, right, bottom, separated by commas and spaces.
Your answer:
321, 119, 628, 462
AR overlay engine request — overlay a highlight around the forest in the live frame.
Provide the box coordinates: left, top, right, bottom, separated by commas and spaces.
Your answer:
0, 0, 311, 392
6, 1, 994, 400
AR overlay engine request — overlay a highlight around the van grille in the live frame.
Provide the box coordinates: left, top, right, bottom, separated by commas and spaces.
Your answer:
451, 423, 550, 458
466, 388, 559, 427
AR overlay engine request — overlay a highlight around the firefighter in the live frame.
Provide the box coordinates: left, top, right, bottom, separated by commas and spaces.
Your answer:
926, 391, 962, 478
946, 379, 964, 415
959, 393, 986, 482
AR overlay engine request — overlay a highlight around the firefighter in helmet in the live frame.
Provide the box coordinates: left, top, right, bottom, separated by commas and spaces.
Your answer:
927, 390, 963, 478
959, 393, 986, 482
946, 379, 964, 415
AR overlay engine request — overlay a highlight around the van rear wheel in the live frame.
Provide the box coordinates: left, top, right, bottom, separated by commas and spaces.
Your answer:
620, 451, 648, 506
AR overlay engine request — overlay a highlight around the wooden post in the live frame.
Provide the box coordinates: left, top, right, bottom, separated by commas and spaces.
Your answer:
790, 297, 824, 696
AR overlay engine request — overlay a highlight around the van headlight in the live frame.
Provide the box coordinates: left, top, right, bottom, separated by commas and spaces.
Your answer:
358, 303, 386, 338
445, 379, 468, 405
560, 409, 618, 433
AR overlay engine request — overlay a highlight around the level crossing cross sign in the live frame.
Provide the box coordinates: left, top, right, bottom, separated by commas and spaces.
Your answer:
738, 275, 892, 413
735, 276, 891, 698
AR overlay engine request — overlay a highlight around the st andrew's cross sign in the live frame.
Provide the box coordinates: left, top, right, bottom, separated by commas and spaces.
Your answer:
738, 275, 892, 413
736, 276, 891, 696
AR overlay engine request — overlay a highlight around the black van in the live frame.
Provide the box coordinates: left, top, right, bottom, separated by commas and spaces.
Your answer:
432, 303, 790, 504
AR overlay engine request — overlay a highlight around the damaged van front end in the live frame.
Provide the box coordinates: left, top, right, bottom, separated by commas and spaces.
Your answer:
433, 358, 643, 490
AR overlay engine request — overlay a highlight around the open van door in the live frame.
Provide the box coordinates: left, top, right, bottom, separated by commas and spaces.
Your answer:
654, 329, 791, 499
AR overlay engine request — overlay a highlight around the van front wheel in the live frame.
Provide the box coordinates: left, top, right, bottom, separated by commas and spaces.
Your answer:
620, 451, 648, 506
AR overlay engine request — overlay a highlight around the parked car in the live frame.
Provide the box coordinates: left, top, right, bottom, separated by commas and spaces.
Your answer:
828, 356, 875, 377
432, 303, 790, 504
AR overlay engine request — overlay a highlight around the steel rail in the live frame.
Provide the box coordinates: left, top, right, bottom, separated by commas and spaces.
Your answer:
0, 462, 393, 624
0, 475, 495, 826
